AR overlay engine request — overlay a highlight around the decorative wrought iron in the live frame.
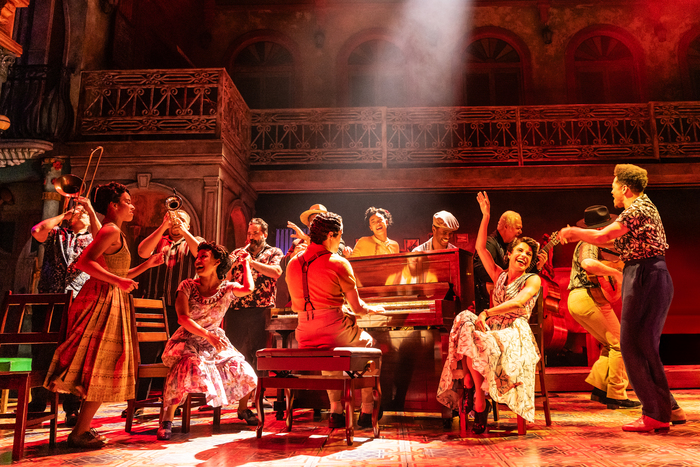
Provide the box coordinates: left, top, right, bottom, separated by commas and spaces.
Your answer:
653, 102, 700, 158
0, 65, 73, 141
78, 69, 237, 139
73, 69, 700, 167
250, 108, 384, 165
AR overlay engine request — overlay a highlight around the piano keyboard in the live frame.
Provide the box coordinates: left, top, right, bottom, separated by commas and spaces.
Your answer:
366, 300, 433, 314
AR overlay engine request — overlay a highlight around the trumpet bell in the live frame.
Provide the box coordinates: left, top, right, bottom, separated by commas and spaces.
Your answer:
53, 174, 85, 198
165, 195, 182, 211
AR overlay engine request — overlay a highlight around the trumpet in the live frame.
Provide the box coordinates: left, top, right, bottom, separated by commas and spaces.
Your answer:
165, 190, 184, 228
53, 146, 104, 212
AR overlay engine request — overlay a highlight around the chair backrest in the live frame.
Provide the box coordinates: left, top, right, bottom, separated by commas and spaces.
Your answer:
0, 291, 72, 347
529, 287, 545, 356
129, 297, 169, 365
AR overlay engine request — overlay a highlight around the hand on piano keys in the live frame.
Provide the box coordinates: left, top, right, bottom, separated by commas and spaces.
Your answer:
365, 304, 386, 314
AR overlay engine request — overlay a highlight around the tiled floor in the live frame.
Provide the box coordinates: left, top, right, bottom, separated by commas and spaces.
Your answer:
2, 390, 698, 466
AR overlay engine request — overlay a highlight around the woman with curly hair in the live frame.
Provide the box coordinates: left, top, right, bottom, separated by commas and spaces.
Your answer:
437, 191, 541, 435
157, 241, 255, 440
350, 207, 400, 257
44, 182, 164, 448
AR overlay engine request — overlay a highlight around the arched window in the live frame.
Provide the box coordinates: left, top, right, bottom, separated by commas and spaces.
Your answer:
685, 34, 700, 99
462, 37, 523, 106
230, 41, 295, 109
347, 40, 406, 107
572, 35, 640, 104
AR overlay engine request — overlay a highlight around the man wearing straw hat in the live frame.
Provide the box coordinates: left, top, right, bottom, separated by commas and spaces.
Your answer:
567, 205, 640, 409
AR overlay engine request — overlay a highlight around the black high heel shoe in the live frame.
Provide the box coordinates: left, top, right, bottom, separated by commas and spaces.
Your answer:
472, 399, 491, 434
463, 385, 475, 415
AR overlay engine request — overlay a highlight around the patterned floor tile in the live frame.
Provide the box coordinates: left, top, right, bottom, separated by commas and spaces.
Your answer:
1, 390, 699, 466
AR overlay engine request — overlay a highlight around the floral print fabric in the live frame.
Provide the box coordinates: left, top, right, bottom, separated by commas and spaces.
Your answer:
161, 279, 257, 408
437, 272, 540, 422
614, 194, 669, 262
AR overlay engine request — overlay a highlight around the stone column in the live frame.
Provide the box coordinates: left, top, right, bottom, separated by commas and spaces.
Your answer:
34, 156, 65, 274
202, 176, 222, 244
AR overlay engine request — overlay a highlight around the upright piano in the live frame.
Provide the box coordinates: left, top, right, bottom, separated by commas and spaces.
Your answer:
267, 248, 473, 416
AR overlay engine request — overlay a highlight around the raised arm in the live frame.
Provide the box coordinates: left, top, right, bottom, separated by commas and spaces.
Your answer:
31, 211, 70, 243
231, 255, 254, 297
559, 221, 629, 247
76, 196, 102, 232
475, 192, 504, 283
138, 214, 170, 258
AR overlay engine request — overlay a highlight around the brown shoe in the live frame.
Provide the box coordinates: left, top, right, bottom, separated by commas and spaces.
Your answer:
671, 407, 687, 425
67, 429, 107, 449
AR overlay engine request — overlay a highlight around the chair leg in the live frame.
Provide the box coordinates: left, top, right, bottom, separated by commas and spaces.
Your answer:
343, 381, 354, 446
284, 388, 294, 432
125, 399, 135, 433
181, 394, 192, 434
492, 397, 499, 422
517, 415, 527, 435
13, 378, 29, 462
256, 383, 265, 438
372, 377, 381, 438
49, 390, 58, 447
213, 406, 221, 429
539, 359, 552, 426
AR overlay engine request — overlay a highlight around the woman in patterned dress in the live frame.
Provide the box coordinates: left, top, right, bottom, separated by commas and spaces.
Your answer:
437, 191, 541, 434
45, 182, 164, 448
559, 164, 684, 432
157, 241, 256, 440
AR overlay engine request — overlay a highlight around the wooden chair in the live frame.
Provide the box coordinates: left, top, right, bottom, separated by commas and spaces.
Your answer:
256, 347, 382, 446
124, 297, 220, 433
0, 291, 72, 462
489, 287, 552, 435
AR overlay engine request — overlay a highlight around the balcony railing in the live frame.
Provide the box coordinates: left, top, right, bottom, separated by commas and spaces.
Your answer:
250, 103, 700, 167
74, 69, 700, 168
77, 68, 250, 154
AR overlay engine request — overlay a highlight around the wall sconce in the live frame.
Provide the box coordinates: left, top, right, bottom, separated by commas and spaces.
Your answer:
542, 25, 553, 45
654, 23, 667, 42
314, 30, 325, 49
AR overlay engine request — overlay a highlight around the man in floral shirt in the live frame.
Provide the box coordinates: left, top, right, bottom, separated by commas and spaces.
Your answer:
559, 164, 684, 433
226, 218, 283, 372
30, 197, 101, 426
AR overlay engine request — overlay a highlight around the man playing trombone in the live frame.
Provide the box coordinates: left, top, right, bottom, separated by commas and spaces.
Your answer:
30, 196, 101, 426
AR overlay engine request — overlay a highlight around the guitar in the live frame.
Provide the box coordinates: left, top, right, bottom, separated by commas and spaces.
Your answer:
586, 256, 624, 305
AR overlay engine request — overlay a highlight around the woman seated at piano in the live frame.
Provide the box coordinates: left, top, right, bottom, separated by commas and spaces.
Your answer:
155, 241, 256, 440
436, 191, 541, 434
350, 207, 400, 257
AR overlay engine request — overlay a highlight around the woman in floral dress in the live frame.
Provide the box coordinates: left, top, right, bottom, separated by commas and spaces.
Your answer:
45, 182, 164, 448
157, 241, 255, 440
437, 191, 541, 434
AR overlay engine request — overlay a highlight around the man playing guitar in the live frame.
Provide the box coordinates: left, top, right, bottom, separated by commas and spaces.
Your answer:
566, 205, 640, 409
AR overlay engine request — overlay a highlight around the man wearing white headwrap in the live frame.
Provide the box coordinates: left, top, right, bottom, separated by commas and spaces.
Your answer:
412, 211, 460, 252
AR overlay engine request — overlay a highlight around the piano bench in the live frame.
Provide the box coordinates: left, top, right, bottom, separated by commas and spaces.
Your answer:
255, 347, 382, 445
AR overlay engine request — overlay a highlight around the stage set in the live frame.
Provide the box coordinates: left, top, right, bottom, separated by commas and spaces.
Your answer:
2, 0, 700, 465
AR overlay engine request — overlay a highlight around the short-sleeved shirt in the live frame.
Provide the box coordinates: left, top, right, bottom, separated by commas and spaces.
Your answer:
38, 226, 92, 297
614, 194, 669, 262
141, 235, 202, 306
229, 243, 283, 309
351, 235, 400, 257
568, 242, 599, 290
412, 238, 457, 252
286, 243, 357, 312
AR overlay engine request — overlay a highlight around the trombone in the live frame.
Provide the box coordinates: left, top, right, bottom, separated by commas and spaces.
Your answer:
53, 146, 104, 212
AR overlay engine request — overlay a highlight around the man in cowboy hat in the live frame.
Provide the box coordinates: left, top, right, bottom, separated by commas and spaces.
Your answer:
412, 210, 460, 252
567, 205, 640, 409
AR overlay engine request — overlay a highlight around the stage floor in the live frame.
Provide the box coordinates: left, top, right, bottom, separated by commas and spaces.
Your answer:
2, 390, 698, 466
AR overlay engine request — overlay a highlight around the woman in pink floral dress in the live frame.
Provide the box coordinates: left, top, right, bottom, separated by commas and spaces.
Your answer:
437, 191, 541, 434
157, 241, 255, 440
